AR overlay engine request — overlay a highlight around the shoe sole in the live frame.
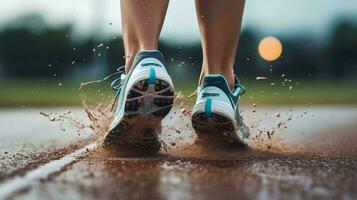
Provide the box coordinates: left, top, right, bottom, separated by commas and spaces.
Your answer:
191, 100, 249, 145
192, 112, 242, 144
104, 78, 174, 152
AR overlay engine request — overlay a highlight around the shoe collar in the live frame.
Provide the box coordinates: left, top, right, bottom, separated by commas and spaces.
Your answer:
199, 74, 245, 99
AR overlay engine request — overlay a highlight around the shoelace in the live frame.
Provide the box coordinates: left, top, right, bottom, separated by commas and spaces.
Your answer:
110, 66, 126, 111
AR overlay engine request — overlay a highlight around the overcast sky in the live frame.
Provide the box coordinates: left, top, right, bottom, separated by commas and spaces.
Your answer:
1, 0, 357, 42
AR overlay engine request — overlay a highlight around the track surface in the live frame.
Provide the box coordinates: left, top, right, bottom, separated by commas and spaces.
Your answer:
1, 106, 357, 200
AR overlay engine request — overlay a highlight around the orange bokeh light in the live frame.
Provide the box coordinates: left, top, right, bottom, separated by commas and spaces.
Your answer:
258, 36, 283, 62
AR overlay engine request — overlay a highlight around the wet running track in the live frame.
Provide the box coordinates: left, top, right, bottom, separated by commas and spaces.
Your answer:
0, 106, 357, 200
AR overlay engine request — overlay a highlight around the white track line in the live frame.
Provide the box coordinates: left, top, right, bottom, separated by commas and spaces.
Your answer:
0, 142, 98, 199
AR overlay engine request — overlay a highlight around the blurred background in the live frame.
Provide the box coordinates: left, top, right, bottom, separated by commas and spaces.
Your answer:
0, 0, 356, 107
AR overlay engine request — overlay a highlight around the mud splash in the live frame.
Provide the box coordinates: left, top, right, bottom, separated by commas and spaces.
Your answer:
39, 73, 117, 144
39, 71, 321, 157
38, 94, 300, 156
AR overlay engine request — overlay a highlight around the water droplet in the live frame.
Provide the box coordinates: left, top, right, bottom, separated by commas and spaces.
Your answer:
256, 76, 268, 80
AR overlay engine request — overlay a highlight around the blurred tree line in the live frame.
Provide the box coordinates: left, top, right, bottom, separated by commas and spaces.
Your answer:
0, 14, 356, 81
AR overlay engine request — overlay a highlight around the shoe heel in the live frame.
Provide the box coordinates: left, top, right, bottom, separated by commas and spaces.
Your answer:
126, 75, 174, 118
192, 99, 240, 143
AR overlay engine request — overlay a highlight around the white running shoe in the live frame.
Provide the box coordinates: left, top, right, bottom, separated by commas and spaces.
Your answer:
104, 50, 174, 151
191, 74, 249, 144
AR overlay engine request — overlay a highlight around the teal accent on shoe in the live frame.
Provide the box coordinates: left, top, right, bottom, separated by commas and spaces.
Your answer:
233, 87, 241, 97
205, 98, 212, 118
149, 67, 156, 85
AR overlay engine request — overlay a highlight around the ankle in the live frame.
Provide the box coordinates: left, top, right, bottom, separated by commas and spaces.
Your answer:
124, 46, 139, 73
124, 47, 158, 73
202, 68, 235, 90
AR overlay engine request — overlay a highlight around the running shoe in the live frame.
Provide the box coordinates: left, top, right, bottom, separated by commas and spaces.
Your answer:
104, 50, 174, 150
191, 74, 249, 144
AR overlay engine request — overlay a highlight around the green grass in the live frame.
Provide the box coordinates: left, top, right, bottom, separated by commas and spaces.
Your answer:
0, 79, 356, 107
236, 80, 357, 105
0, 79, 82, 107
176, 79, 357, 106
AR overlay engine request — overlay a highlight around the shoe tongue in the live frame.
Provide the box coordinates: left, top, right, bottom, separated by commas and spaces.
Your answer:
201, 75, 231, 93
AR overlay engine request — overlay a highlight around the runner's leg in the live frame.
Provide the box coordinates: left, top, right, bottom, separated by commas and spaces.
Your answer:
121, 0, 169, 72
195, 0, 245, 89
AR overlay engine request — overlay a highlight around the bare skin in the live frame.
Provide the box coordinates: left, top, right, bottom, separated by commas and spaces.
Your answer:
121, 0, 169, 73
121, 0, 245, 89
195, 0, 245, 88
